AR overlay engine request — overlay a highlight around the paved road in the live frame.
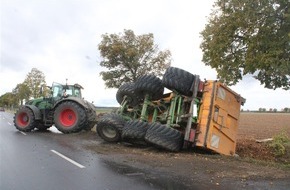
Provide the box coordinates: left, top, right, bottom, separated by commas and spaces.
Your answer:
0, 111, 166, 190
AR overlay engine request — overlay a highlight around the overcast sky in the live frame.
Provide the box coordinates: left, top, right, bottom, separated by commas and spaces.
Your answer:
0, 0, 289, 110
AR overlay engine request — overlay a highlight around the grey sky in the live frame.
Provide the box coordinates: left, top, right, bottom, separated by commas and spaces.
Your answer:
0, 0, 289, 110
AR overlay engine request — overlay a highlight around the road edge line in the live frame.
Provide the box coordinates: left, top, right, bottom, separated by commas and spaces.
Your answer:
20, 132, 27, 136
50, 149, 85, 169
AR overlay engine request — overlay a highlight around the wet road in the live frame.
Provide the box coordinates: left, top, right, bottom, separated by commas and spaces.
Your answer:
0, 112, 164, 190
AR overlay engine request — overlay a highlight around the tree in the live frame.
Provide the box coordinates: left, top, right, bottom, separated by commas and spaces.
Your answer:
200, 0, 290, 89
0, 92, 18, 108
98, 29, 171, 88
24, 68, 47, 98
12, 83, 30, 105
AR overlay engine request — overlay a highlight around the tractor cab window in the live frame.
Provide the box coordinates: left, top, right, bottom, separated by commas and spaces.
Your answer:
64, 86, 81, 98
65, 88, 73, 96
51, 82, 82, 98
52, 83, 63, 98
74, 88, 81, 98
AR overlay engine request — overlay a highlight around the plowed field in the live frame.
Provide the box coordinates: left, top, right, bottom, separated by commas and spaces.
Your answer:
236, 112, 290, 161
238, 112, 290, 139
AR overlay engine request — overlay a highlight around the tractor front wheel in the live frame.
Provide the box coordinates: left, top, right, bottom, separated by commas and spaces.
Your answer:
13, 107, 36, 132
54, 101, 86, 133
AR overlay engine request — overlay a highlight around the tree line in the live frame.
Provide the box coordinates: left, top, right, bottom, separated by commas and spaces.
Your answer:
258, 107, 290, 113
0, 68, 46, 108
241, 108, 290, 113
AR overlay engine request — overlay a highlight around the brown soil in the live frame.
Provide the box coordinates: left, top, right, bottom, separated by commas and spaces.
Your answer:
237, 112, 290, 162
238, 112, 290, 140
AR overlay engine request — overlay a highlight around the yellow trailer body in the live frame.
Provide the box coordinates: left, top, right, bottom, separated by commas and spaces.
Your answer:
195, 81, 245, 155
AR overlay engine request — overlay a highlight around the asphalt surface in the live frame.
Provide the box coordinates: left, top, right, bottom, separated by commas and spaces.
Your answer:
3, 111, 289, 190
0, 111, 167, 190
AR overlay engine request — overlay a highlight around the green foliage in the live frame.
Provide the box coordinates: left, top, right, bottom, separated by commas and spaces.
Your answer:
0, 68, 47, 107
12, 83, 30, 105
0, 92, 18, 108
200, 0, 290, 89
24, 68, 47, 98
269, 132, 290, 156
98, 29, 171, 88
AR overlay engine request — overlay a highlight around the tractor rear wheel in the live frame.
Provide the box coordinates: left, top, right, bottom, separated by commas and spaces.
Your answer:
14, 107, 36, 132
122, 120, 148, 145
145, 123, 183, 152
134, 75, 164, 101
97, 113, 125, 142
116, 83, 140, 107
162, 67, 195, 96
54, 101, 86, 133
84, 105, 97, 131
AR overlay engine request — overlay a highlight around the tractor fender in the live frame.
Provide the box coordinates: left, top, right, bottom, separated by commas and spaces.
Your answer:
53, 96, 91, 110
53, 97, 96, 123
24, 105, 42, 120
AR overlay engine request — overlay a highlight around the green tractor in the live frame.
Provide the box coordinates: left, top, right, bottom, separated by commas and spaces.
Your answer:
13, 82, 97, 133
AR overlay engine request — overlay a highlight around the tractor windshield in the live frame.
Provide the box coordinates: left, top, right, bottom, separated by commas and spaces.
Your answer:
65, 86, 82, 98
52, 82, 82, 98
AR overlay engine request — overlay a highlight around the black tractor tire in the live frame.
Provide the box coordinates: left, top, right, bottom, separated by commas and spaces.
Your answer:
13, 107, 36, 132
84, 107, 97, 131
84, 121, 96, 131
134, 75, 164, 101
116, 83, 140, 107
162, 67, 195, 96
145, 123, 183, 152
97, 113, 125, 142
122, 120, 148, 144
54, 101, 86, 134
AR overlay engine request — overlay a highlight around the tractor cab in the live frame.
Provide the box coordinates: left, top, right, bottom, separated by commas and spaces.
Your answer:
51, 82, 83, 99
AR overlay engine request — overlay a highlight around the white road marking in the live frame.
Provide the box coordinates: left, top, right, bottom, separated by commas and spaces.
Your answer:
7, 122, 12, 125
50, 150, 85, 169
20, 132, 27, 136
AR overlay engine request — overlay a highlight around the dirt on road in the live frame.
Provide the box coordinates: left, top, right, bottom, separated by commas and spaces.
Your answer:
76, 113, 290, 190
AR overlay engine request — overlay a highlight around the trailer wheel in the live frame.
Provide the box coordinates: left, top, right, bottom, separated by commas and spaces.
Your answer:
122, 120, 148, 145
97, 113, 125, 142
134, 75, 164, 100
145, 123, 183, 152
162, 67, 195, 96
14, 107, 36, 132
54, 101, 86, 133
116, 83, 140, 107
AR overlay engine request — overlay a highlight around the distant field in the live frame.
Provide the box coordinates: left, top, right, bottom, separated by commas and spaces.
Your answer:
95, 107, 114, 115
238, 112, 290, 139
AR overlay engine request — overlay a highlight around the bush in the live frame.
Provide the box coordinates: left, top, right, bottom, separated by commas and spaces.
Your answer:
269, 132, 290, 157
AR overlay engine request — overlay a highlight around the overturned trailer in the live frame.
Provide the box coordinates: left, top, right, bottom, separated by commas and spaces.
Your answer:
97, 67, 245, 155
